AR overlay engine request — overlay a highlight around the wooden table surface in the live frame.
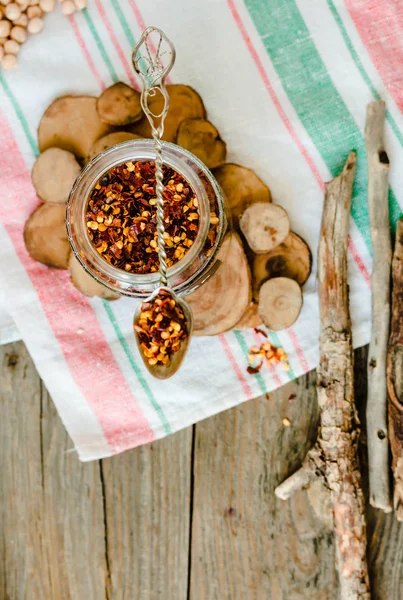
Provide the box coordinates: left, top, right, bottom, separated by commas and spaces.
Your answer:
1, 341, 403, 600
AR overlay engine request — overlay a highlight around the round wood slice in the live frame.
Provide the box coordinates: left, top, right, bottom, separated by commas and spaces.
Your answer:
38, 96, 114, 159
213, 163, 271, 229
87, 131, 141, 163
131, 84, 206, 142
96, 82, 142, 126
258, 277, 302, 331
176, 118, 226, 169
240, 203, 290, 254
31, 147, 81, 204
24, 203, 71, 269
69, 254, 120, 300
232, 301, 262, 330
252, 232, 312, 296
187, 233, 251, 336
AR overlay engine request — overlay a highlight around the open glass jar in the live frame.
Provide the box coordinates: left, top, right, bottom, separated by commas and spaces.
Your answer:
67, 139, 229, 298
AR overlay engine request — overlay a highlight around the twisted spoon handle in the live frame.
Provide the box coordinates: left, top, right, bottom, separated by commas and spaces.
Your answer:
153, 130, 168, 286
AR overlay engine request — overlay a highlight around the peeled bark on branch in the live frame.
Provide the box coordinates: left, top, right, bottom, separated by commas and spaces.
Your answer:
388, 219, 403, 519
365, 99, 392, 512
275, 153, 370, 599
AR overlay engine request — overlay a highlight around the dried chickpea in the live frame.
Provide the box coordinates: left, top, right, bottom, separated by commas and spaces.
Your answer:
5, 3, 21, 20
14, 12, 27, 25
0, 0, 11, 5
0, 19, 11, 36
74, 0, 86, 8
11, 25, 26, 42
61, 0, 76, 15
27, 16, 43, 33
39, 0, 55, 11
27, 4, 41, 16
16, 0, 28, 8
1, 53, 17, 68
4, 38, 19, 53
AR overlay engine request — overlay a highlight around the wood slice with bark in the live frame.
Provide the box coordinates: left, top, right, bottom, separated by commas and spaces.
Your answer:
176, 118, 226, 169
31, 147, 81, 204
240, 203, 290, 254
275, 153, 370, 599
38, 96, 114, 160
24, 203, 71, 269
96, 82, 142, 126
131, 84, 206, 142
258, 277, 302, 331
213, 163, 271, 230
86, 131, 140, 163
388, 219, 403, 519
69, 255, 120, 300
233, 301, 262, 330
252, 232, 312, 298
187, 233, 251, 336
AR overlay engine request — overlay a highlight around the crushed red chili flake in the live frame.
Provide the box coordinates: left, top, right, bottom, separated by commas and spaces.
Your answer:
86, 160, 200, 274
134, 289, 188, 366
247, 362, 263, 375
199, 173, 220, 257
247, 341, 290, 374
254, 327, 268, 338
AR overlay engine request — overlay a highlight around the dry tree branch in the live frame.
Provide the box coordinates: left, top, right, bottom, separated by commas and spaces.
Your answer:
387, 219, 403, 519
365, 99, 392, 513
275, 153, 370, 600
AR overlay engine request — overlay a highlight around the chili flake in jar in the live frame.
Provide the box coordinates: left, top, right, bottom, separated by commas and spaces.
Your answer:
86, 160, 200, 274
134, 289, 188, 366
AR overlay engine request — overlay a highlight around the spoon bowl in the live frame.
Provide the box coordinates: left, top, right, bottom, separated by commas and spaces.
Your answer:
133, 286, 193, 380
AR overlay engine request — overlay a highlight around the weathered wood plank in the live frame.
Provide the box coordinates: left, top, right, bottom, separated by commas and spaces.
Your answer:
3, 340, 403, 599
40, 385, 107, 599
101, 426, 192, 600
190, 371, 339, 600
0, 341, 108, 599
0, 342, 46, 599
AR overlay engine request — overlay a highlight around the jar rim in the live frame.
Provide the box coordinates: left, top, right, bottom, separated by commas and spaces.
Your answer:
66, 139, 226, 297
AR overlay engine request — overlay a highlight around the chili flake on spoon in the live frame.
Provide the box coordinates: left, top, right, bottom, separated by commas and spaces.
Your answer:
134, 289, 188, 366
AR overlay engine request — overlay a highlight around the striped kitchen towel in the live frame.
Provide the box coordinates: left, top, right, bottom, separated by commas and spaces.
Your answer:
0, 0, 401, 460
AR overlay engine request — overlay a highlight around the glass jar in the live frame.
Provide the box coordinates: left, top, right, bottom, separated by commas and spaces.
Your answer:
67, 139, 229, 298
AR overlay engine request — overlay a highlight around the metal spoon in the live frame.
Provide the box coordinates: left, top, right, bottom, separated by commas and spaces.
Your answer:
132, 27, 193, 379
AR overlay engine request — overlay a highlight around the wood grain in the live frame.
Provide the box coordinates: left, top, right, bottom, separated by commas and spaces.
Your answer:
190, 373, 339, 600
0, 341, 108, 599
2, 341, 403, 599
101, 427, 192, 600
0, 342, 47, 599
40, 383, 107, 598
387, 219, 403, 517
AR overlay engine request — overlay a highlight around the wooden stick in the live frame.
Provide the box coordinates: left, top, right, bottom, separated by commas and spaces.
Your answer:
388, 219, 403, 519
365, 100, 393, 512
275, 153, 370, 599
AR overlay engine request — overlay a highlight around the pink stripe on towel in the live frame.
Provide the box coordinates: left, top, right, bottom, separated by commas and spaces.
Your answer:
0, 109, 155, 453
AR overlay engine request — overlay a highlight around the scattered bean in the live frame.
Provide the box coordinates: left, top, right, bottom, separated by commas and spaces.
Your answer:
27, 16, 43, 33
1, 52, 16, 68
4, 37, 19, 53
10, 24, 26, 42
0, 0, 86, 69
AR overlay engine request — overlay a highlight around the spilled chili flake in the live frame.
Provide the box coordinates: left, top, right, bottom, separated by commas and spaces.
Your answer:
247, 340, 290, 374
134, 289, 188, 366
86, 160, 201, 274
